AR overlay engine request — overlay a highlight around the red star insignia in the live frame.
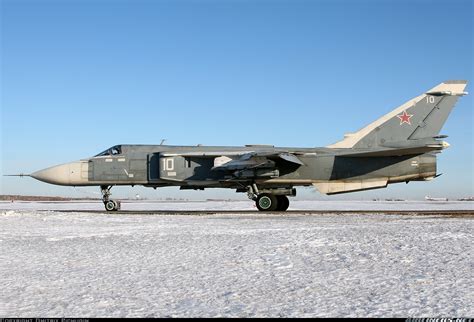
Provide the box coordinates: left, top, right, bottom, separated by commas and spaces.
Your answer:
397, 110, 413, 125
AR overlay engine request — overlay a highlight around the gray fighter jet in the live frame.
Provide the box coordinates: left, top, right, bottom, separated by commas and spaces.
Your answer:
11, 80, 468, 211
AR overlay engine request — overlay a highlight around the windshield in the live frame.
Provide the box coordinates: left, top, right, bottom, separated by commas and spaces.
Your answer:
95, 145, 122, 157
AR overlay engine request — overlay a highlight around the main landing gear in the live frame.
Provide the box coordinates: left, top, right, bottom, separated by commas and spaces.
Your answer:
100, 185, 121, 211
247, 184, 293, 211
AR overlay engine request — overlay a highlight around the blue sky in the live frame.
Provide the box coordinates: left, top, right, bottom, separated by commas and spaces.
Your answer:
1, 0, 472, 200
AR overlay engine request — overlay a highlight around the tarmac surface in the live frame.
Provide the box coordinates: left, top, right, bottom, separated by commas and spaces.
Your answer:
59, 209, 474, 217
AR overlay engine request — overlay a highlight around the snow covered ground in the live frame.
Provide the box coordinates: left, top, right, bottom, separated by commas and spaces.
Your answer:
1, 202, 473, 317
0, 199, 473, 211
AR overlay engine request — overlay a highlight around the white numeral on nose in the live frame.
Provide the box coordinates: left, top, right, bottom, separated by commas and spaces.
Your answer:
162, 158, 174, 171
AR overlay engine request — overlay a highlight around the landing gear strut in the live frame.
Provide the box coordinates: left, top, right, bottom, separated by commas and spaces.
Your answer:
247, 185, 293, 212
100, 185, 121, 211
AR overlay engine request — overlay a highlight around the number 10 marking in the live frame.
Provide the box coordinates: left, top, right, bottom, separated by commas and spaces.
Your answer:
162, 158, 174, 171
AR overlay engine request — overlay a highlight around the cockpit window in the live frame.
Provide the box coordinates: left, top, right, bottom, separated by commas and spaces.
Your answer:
95, 145, 122, 157
111, 146, 121, 155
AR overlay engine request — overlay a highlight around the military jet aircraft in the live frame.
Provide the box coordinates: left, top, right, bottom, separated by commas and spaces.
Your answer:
10, 80, 468, 211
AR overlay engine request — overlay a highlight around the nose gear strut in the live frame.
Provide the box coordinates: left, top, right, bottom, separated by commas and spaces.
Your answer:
100, 185, 121, 211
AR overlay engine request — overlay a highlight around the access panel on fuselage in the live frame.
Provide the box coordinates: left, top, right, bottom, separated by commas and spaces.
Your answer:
90, 156, 130, 182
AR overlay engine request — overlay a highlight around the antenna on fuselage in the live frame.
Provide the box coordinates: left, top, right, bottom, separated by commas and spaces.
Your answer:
160, 139, 166, 145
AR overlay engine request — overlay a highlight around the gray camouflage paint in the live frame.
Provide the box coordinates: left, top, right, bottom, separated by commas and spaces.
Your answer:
30, 80, 467, 196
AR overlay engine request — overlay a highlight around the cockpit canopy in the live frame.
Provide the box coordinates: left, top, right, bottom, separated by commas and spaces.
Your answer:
95, 145, 122, 157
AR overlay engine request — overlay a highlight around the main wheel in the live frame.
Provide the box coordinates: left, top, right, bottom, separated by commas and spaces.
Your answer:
276, 195, 290, 211
256, 194, 278, 211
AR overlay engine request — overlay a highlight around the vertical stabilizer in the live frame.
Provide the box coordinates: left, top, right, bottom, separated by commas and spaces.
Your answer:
328, 80, 468, 149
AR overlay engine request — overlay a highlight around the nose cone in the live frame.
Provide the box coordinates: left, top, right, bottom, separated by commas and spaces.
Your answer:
31, 161, 88, 186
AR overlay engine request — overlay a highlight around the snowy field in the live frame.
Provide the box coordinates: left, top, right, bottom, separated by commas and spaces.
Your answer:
1, 199, 473, 212
1, 201, 473, 317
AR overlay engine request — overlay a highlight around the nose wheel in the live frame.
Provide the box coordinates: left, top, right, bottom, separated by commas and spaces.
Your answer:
100, 185, 121, 211
104, 200, 121, 211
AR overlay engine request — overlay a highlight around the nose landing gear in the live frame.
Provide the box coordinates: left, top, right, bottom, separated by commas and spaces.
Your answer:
101, 185, 121, 211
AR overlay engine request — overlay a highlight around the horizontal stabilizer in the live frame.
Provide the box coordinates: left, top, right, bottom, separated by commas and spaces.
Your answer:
337, 146, 441, 157
336, 138, 449, 157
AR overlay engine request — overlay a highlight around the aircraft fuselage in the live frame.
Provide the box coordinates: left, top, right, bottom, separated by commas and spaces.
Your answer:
20, 80, 468, 211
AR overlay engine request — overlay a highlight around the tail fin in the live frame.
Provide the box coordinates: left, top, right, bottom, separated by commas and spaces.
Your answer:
328, 80, 468, 149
